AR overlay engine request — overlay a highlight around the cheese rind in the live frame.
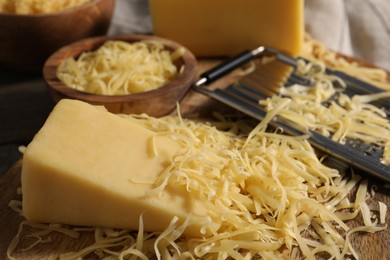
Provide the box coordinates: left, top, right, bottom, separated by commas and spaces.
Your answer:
149, 0, 304, 57
21, 99, 209, 237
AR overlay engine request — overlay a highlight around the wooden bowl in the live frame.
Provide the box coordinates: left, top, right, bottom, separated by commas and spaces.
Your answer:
43, 34, 198, 117
0, 0, 115, 72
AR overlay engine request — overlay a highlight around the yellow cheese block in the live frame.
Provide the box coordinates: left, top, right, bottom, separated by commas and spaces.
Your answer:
21, 99, 210, 237
149, 0, 304, 57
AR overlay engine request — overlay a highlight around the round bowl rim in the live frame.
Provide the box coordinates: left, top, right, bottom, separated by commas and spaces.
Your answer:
43, 34, 198, 104
0, 0, 107, 18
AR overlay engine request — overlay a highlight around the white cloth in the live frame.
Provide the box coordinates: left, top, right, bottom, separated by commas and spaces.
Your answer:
305, 0, 390, 70
108, 0, 151, 35
108, 0, 390, 70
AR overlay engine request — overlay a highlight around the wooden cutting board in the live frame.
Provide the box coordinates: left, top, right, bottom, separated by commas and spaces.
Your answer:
1, 161, 389, 259
1, 60, 390, 259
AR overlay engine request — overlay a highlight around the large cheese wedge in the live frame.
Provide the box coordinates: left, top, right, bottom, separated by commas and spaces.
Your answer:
149, 0, 304, 57
21, 99, 211, 237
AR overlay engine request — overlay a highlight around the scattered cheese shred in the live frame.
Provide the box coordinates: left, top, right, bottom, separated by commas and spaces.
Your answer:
8, 112, 388, 259
302, 34, 390, 91
7, 35, 389, 259
8, 199, 22, 215
379, 202, 388, 224
57, 40, 183, 95
259, 58, 390, 164
0, 0, 91, 14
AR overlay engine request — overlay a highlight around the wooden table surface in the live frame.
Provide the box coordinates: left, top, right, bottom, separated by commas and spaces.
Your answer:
0, 60, 389, 259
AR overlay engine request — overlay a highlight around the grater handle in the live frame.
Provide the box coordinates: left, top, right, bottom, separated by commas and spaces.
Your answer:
196, 46, 265, 86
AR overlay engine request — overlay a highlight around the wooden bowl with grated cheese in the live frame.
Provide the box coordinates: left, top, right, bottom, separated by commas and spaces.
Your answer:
43, 34, 198, 117
0, 0, 115, 72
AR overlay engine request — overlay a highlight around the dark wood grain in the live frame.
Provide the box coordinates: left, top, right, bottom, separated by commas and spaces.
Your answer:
0, 79, 55, 144
0, 0, 115, 72
0, 144, 22, 177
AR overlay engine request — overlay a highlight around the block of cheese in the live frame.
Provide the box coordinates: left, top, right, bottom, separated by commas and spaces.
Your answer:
21, 99, 211, 237
148, 0, 304, 57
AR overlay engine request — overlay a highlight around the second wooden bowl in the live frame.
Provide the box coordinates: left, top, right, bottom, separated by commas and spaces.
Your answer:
43, 34, 198, 117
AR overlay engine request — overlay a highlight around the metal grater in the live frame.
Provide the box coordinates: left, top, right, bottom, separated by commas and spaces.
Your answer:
193, 47, 390, 182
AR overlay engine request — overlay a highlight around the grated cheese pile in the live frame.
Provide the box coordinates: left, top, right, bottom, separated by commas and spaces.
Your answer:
302, 35, 390, 91
0, 0, 91, 14
56, 40, 184, 95
259, 57, 390, 165
7, 35, 389, 259
8, 112, 388, 259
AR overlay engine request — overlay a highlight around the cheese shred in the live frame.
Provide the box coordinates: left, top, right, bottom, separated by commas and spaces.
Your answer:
8, 112, 388, 259
259, 57, 390, 164
302, 35, 390, 91
7, 35, 389, 259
